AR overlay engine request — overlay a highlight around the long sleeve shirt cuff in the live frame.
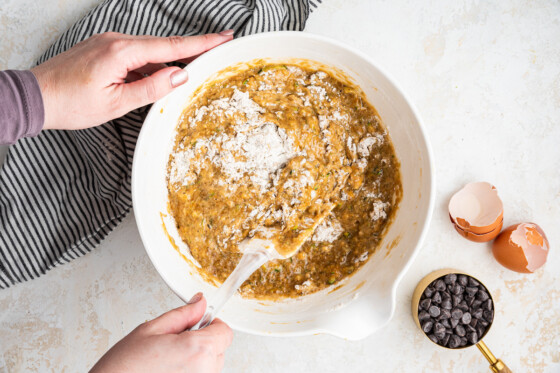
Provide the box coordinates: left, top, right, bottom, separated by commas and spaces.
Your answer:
0, 70, 45, 145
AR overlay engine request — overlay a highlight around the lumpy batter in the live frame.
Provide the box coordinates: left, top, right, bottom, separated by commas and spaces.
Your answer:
167, 61, 401, 299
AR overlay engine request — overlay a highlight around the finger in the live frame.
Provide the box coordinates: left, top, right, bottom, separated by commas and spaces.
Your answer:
133, 63, 168, 75
182, 318, 234, 354
125, 71, 144, 83
123, 32, 233, 70
144, 293, 207, 335
126, 63, 168, 82
118, 66, 188, 110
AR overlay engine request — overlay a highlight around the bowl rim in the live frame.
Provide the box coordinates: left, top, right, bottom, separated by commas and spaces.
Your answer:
132, 30, 436, 338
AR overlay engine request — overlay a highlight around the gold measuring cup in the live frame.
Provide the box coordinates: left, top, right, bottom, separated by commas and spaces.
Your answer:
412, 268, 512, 373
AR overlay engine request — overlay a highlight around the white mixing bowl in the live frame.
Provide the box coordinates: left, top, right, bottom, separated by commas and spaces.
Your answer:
132, 31, 434, 340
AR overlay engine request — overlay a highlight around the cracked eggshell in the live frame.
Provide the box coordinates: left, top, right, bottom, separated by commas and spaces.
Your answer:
453, 218, 503, 243
492, 223, 549, 273
448, 182, 504, 239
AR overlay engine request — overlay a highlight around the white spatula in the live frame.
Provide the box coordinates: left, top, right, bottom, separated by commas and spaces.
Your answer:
190, 205, 334, 330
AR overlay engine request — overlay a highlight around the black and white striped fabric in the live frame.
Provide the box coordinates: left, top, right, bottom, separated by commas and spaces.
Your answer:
0, 0, 321, 288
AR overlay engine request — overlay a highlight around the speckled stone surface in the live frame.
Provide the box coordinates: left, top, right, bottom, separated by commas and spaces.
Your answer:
1, 1, 559, 372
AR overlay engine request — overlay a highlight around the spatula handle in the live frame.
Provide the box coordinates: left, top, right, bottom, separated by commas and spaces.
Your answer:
189, 249, 270, 330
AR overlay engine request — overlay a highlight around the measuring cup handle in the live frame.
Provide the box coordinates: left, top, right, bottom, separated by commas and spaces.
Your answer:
476, 341, 513, 373
491, 360, 512, 373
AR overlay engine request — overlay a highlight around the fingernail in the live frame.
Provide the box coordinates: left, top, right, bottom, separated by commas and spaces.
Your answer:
187, 292, 203, 304
170, 69, 188, 88
219, 29, 234, 36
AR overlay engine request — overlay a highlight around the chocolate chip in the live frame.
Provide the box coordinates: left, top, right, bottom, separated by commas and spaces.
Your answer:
428, 334, 439, 343
441, 291, 451, 301
465, 324, 476, 333
422, 320, 434, 333
419, 310, 431, 321
441, 299, 452, 310
477, 290, 490, 302
462, 312, 472, 325
435, 279, 446, 291
479, 319, 489, 327
458, 302, 469, 312
465, 287, 478, 297
424, 286, 435, 298
458, 275, 468, 286
440, 308, 451, 319
451, 284, 463, 295
420, 298, 432, 310
429, 306, 441, 318
468, 277, 480, 287
452, 295, 462, 307
450, 318, 459, 328
483, 309, 494, 323
432, 292, 442, 304
441, 318, 451, 328
468, 332, 478, 344
442, 333, 451, 347
460, 337, 467, 347
455, 324, 466, 337
434, 322, 446, 334
434, 330, 446, 340
472, 309, 483, 320
451, 308, 463, 320
470, 318, 478, 328
449, 335, 461, 348
484, 299, 493, 311
472, 300, 482, 310
444, 273, 457, 285
476, 326, 486, 338
465, 295, 475, 307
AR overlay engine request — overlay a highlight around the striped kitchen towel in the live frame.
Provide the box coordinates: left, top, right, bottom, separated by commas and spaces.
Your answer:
0, 0, 322, 288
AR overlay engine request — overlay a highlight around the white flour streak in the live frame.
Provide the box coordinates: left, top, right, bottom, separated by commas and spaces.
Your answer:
310, 71, 327, 83
171, 89, 295, 192
307, 85, 329, 101
312, 215, 344, 243
287, 65, 304, 74
219, 123, 295, 190
355, 251, 369, 263
357, 134, 384, 158
294, 280, 312, 291
357, 137, 377, 157
370, 200, 390, 221
170, 149, 195, 186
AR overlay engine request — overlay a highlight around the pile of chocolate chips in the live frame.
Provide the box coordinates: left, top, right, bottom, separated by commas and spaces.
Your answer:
418, 273, 494, 348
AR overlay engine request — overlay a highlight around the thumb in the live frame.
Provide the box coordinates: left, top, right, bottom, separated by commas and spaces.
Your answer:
119, 66, 188, 111
145, 292, 207, 335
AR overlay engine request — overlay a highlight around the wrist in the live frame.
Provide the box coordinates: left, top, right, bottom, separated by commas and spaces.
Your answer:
30, 66, 55, 130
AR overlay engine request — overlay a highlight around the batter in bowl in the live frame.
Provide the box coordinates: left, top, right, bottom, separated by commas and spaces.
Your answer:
167, 61, 401, 299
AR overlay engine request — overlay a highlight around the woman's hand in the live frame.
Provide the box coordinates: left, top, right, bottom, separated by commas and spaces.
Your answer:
31, 31, 234, 130
90, 293, 233, 373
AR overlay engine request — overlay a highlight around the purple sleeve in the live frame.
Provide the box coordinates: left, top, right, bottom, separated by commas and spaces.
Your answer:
0, 70, 44, 145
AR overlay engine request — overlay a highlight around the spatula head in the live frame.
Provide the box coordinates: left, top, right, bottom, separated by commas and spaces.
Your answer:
241, 204, 335, 259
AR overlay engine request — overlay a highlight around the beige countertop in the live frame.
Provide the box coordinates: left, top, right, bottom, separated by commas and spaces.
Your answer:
1, 0, 559, 372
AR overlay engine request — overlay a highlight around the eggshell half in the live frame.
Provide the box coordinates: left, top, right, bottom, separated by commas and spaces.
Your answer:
449, 182, 504, 235
492, 223, 549, 273
453, 218, 503, 243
